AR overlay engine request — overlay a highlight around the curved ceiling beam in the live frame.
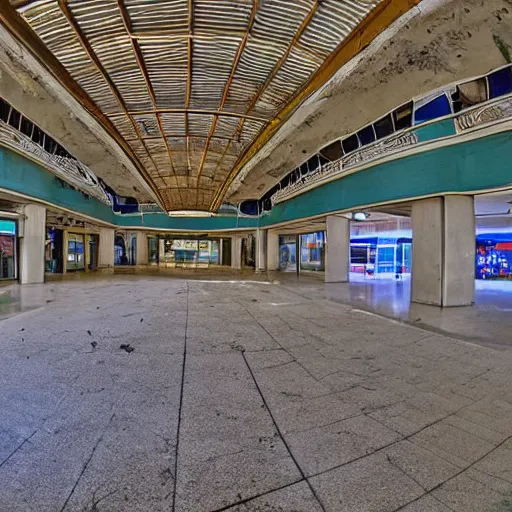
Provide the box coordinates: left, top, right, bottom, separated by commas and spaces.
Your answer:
0, 0, 167, 211
210, 0, 422, 211
194, 0, 260, 208
116, 0, 183, 207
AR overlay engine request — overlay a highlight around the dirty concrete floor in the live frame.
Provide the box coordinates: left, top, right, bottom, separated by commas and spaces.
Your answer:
2, 275, 512, 511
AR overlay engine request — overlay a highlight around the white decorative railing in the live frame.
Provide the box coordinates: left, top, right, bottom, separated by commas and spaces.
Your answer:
455, 97, 512, 132
271, 131, 419, 206
271, 94, 512, 207
0, 120, 112, 205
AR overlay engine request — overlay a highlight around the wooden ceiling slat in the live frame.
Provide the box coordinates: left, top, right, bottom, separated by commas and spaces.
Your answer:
57, 1, 166, 185
5, 0, 420, 212
194, 0, 259, 207
116, 0, 184, 207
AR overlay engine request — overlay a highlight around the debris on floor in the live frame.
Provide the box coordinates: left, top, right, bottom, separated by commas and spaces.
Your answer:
120, 344, 134, 353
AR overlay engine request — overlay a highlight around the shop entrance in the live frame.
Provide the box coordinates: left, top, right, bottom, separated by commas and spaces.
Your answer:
242, 235, 255, 269
163, 238, 221, 268
45, 227, 63, 274
114, 234, 128, 265
0, 219, 17, 280
279, 235, 297, 272
87, 234, 99, 270
67, 233, 85, 272
221, 239, 231, 266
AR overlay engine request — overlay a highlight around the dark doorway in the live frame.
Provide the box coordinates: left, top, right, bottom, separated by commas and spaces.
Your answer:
115, 234, 127, 265
88, 234, 99, 270
221, 239, 231, 266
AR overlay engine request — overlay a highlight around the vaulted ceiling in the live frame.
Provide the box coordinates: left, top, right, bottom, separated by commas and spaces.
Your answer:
2, 0, 418, 212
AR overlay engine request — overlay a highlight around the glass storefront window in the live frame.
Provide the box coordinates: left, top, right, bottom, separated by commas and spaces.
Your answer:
67, 233, 85, 271
0, 220, 16, 280
45, 227, 63, 273
279, 235, 297, 272
300, 232, 325, 271
163, 238, 221, 266
148, 237, 158, 264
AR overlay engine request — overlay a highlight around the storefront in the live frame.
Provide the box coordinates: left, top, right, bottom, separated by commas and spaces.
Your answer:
300, 232, 325, 271
162, 238, 220, 267
279, 235, 297, 272
278, 232, 326, 273
476, 233, 512, 280
349, 235, 412, 279
46, 225, 100, 274
0, 219, 17, 280
114, 232, 137, 266
45, 227, 63, 273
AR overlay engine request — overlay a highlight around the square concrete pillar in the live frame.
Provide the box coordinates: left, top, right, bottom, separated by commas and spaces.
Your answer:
19, 204, 46, 284
255, 229, 266, 272
325, 215, 350, 283
412, 196, 475, 307
136, 232, 148, 265
158, 239, 165, 265
267, 230, 279, 271
98, 228, 115, 268
231, 236, 242, 270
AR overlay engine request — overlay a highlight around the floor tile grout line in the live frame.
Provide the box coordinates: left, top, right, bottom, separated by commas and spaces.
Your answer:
0, 430, 37, 471
241, 350, 327, 512
236, 293, 502, 491
59, 412, 116, 512
209, 478, 304, 512
306, 393, 491, 482
236, 299, 323, 384
171, 281, 189, 512
392, 431, 512, 512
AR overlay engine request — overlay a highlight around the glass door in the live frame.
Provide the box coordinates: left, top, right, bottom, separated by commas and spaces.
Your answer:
279, 235, 297, 272
0, 235, 16, 279
67, 233, 85, 271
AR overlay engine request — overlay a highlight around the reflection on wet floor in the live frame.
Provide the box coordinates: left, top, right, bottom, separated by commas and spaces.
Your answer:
279, 273, 512, 350
0, 284, 54, 320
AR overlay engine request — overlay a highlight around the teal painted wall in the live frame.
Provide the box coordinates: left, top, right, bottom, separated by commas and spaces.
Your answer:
260, 130, 512, 227
116, 213, 259, 231
2, 129, 512, 232
414, 119, 456, 143
0, 147, 115, 223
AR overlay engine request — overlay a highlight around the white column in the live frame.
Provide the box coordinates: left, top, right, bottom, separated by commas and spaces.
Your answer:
135, 232, 148, 265
19, 204, 46, 284
267, 230, 279, 271
325, 215, 350, 283
231, 236, 242, 270
158, 239, 165, 265
412, 196, 475, 307
255, 229, 266, 272
98, 227, 115, 268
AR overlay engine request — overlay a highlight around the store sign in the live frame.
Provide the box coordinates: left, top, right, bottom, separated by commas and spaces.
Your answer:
0, 220, 16, 235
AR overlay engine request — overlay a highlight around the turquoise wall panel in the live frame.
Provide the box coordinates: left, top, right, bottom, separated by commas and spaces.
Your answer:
2, 130, 512, 232
260, 131, 512, 226
0, 148, 115, 223
115, 213, 259, 231
414, 119, 457, 143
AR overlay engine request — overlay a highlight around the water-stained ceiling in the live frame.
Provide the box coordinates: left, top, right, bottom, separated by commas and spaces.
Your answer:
2, 0, 418, 211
